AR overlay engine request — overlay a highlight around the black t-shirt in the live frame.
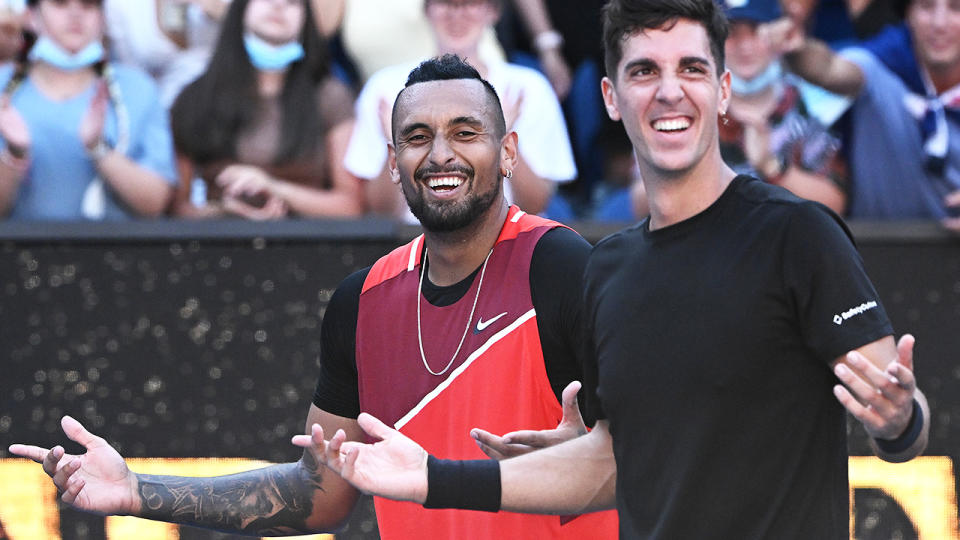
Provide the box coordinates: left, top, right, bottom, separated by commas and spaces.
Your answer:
582, 176, 893, 539
314, 226, 591, 420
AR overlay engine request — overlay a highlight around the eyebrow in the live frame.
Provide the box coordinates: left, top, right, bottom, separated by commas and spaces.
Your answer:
449, 116, 485, 130
621, 55, 713, 74
398, 122, 430, 138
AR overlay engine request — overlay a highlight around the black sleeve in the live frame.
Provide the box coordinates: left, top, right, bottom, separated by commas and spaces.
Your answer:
312, 267, 370, 418
529, 226, 595, 423
783, 202, 893, 361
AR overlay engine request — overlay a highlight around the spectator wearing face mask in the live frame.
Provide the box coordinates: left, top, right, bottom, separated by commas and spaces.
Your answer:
0, 0, 176, 221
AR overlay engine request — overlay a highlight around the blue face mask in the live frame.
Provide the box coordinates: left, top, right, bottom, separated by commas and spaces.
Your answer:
243, 33, 305, 71
730, 61, 783, 96
28, 36, 105, 71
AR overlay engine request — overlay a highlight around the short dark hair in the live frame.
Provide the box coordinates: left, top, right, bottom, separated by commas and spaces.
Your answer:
392, 54, 506, 142
602, 0, 729, 79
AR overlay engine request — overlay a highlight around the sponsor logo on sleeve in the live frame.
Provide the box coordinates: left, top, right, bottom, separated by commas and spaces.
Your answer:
833, 301, 878, 325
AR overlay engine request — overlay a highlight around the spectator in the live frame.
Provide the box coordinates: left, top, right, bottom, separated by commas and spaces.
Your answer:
169, 0, 361, 219
784, 0, 960, 224
321, 0, 505, 84
0, 0, 176, 221
347, 0, 575, 220
0, 0, 25, 63
104, 0, 228, 108
721, 0, 847, 214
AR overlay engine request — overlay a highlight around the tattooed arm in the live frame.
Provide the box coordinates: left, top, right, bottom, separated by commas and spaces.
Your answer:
9, 405, 363, 535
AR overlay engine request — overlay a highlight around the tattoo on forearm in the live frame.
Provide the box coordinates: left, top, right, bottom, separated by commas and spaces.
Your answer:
137, 452, 325, 534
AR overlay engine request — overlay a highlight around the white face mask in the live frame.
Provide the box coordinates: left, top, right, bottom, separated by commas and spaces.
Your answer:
28, 35, 104, 70
729, 61, 782, 96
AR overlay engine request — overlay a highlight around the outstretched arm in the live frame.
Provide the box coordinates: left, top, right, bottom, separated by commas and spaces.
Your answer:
832, 334, 930, 463
295, 409, 617, 515
10, 405, 364, 535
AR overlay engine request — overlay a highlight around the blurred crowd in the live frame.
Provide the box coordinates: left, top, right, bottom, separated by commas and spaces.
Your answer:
0, 0, 958, 229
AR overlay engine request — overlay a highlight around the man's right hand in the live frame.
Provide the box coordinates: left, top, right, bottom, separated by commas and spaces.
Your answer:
8, 415, 139, 516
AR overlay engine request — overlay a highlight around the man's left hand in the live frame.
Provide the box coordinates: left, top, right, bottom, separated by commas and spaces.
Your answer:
833, 334, 917, 440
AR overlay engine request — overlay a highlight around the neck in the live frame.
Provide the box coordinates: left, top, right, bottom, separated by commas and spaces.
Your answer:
422, 200, 509, 286
926, 61, 960, 95
29, 62, 97, 97
641, 150, 736, 231
258, 69, 286, 97
731, 83, 778, 108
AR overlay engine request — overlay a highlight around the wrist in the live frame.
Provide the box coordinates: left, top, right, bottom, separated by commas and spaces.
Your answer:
5, 143, 29, 160
424, 455, 501, 512
0, 146, 30, 172
874, 399, 923, 455
533, 30, 563, 53
86, 139, 113, 162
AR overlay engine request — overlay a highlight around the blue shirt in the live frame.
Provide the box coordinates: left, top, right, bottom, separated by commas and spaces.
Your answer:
0, 63, 176, 221
842, 48, 960, 219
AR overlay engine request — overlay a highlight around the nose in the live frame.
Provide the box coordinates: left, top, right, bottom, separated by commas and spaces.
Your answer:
655, 73, 684, 105
427, 134, 456, 166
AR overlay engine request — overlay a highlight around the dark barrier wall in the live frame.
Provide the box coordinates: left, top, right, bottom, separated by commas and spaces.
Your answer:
0, 220, 958, 540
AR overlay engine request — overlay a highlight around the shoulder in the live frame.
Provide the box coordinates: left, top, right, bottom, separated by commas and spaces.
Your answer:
327, 266, 372, 317
107, 63, 162, 102
492, 62, 555, 94
363, 62, 415, 95
108, 63, 158, 89
532, 226, 591, 265
315, 75, 356, 112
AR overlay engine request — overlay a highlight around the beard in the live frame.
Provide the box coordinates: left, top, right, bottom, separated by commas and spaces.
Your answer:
403, 163, 502, 233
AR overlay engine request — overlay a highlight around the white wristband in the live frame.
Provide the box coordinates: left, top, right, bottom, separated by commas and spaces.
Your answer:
534, 30, 563, 52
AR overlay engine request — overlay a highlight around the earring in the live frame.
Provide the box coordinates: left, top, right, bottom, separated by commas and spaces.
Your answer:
720, 113, 729, 126
504, 169, 513, 179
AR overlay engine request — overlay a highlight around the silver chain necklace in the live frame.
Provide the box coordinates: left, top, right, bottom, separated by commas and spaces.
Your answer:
417, 247, 494, 376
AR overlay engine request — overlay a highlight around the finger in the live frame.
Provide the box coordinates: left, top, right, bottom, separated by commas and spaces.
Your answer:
51, 457, 82, 492
943, 216, 960, 232
340, 446, 361, 488
834, 361, 883, 405
62, 476, 85, 505
944, 191, 960, 207
833, 384, 881, 425
560, 381, 584, 423
499, 430, 550, 448
61, 416, 103, 450
844, 351, 900, 393
473, 438, 508, 460
328, 428, 347, 455
356, 412, 394, 441
471, 429, 521, 458
42, 445, 65, 477
895, 334, 915, 372
8, 444, 51, 463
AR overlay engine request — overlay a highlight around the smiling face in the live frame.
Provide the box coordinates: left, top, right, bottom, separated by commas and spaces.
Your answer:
601, 19, 731, 180
244, 0, 305, 45
31, 0, 103, 54
908, 0, 960, 75
389, 78, 513, 232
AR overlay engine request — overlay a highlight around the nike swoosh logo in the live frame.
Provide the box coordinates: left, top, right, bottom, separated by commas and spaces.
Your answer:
475, 312, 508, 333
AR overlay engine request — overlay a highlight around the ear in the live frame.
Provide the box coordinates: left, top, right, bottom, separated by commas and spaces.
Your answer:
718, 69, 732, 116
601, 76, 622, 121
499, 131, 519, 176
387, 143, 401, 184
